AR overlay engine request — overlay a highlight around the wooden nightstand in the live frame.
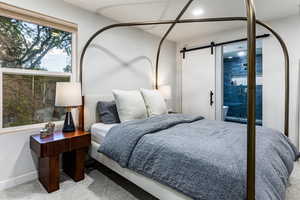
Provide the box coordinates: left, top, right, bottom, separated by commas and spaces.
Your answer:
30, 130, 91, 193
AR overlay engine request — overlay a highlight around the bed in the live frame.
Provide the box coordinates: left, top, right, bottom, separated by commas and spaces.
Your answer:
91, 123, 117, 144
86, 95, 297, 200
80, 1, 293, 199
89, 123, 192, 200
86, 94, 192, 200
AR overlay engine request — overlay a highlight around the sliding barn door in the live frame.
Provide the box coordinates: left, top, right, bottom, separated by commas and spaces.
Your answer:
182, 48, 215, 120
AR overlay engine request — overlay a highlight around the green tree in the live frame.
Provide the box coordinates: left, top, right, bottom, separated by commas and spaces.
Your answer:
0, 16, 71, 70
63, 64, 72, 73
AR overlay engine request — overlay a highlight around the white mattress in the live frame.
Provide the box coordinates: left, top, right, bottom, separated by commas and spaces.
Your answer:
91, 123, 117, 144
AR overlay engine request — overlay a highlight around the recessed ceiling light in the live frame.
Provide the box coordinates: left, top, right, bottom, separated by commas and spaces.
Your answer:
192, 8, 204, 16
237, 51, 246, 57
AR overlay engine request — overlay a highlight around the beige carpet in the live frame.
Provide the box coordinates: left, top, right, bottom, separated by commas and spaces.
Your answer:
287, 161, 300, 199
0, 162, 299, 200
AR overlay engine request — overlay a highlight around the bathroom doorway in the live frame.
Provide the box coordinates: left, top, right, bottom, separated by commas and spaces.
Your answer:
222, 40, 263, 125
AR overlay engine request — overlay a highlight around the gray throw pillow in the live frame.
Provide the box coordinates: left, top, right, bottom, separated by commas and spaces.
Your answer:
97, 101, 120, 124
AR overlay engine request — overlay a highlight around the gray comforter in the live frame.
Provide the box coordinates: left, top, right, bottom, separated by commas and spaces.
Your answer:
99, 114, 298, 200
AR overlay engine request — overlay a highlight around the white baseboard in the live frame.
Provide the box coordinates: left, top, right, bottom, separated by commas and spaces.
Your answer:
0, 171, 38, 191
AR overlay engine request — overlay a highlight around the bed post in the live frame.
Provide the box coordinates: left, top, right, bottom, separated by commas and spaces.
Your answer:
254, 21, 290, 137
245, 0, 256, 199
154, 0, 194, 89
78, 95, 84, 131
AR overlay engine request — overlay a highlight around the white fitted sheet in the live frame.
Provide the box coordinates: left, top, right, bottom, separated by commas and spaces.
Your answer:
91, 123, 118, 144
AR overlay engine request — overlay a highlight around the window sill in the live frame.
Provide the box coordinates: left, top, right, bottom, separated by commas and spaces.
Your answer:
0, 121, 64, 135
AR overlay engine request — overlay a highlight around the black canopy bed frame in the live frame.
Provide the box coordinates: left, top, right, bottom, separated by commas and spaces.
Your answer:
78, 0, 290, 199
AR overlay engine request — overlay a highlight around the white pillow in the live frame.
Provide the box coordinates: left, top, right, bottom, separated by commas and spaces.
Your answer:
112, 90, 147, 122
140, 88, 168, 117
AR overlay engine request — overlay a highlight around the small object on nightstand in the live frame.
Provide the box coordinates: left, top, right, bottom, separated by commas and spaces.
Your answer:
40, 122, 56, 138
30, 130, 91, 193
40, 128, 49, 139
45, 121, 55, 135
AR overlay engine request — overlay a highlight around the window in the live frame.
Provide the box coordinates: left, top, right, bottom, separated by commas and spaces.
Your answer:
3, 74, 70, 127
0, 6, 77, 130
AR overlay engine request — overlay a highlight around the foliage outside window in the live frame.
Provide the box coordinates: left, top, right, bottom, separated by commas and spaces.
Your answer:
0, 15, 73, 129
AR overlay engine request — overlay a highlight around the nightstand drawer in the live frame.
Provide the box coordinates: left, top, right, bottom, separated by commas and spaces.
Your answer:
38, 139, 70, 157
69, 134, 91, 151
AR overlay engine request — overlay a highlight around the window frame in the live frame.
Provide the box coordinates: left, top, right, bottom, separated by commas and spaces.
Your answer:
0, 3, 78, 134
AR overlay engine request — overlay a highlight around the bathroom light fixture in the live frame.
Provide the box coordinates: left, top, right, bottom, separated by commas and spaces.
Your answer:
237, 51, 246, 57
192, 8, 204, 16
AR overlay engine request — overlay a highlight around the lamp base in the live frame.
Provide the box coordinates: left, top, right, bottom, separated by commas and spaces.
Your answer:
63, 111, 75, 132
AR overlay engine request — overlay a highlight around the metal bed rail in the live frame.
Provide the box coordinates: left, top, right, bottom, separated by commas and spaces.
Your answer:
154, 0, 194, 89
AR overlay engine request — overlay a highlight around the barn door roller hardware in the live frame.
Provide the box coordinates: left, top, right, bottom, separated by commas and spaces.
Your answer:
181, 34, 270, 58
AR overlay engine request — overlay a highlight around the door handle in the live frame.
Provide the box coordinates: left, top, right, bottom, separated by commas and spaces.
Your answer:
210, 90, 214, 106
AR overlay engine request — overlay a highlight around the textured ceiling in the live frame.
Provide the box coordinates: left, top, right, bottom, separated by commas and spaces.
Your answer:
64, 0, 299, 42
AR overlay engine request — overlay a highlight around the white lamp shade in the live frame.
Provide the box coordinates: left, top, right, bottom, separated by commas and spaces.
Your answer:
55, 82, 82, 107
159, 85, 171, 100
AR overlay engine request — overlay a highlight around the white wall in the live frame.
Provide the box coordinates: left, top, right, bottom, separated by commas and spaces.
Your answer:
0, 0, 176, 190
177, 15, 300, 146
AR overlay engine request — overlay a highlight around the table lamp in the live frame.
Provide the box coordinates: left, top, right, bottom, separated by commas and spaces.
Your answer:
158, 84, 171, 100
55, 82, 82, 132
159, 84, 172, 111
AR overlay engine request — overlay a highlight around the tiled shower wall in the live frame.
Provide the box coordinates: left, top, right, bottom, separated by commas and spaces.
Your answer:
223, 54, 262, 121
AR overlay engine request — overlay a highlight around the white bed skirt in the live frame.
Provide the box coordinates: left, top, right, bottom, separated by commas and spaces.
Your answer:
89, 141, 191, 200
